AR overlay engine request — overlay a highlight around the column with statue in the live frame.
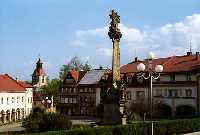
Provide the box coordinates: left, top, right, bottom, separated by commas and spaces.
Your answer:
101, 10, 127, 125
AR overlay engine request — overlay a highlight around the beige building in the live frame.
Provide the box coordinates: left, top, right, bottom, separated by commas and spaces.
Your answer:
121, 52, 200, 117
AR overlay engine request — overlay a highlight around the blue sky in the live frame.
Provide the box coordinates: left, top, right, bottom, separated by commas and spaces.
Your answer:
0, 0, 200, 81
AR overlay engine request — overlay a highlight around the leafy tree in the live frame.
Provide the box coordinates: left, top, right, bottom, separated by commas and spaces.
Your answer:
59, 56, 92, 80
43, 78, 61, 104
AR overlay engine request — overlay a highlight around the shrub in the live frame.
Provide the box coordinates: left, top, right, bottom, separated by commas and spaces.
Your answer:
20, 117, 200, 135
22, 111, 72, 132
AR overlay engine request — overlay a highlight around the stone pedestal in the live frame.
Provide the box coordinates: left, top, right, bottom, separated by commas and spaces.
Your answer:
102, 104, 121, 124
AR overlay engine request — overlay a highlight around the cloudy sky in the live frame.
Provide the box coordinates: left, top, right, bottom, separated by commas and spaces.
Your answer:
0, 0, 200, 81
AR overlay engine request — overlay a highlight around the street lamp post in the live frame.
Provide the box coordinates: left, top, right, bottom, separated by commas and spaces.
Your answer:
137, 52, 163, 135
42, 96, 53, 112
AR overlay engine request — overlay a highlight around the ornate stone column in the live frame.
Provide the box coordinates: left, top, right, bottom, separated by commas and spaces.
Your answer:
102, 10, 127, 125
108, 10, 122, 83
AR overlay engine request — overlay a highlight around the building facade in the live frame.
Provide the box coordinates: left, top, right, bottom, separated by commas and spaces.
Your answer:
58, 69, 107, 116
121, 52, 200, 117
58, 52, 200, 118
0, 74, 33, 124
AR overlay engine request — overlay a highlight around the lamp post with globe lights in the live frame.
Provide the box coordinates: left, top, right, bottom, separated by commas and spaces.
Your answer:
41, 96, 54, 112
137, 52, 163, 135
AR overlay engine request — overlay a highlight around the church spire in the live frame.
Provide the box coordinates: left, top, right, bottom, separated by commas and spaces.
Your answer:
36, 58, 43, 69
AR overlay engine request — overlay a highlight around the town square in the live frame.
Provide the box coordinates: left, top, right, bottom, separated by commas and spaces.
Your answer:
0, 0, 200, 135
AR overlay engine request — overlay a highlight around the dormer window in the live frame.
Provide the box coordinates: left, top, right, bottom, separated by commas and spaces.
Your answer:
170, 74, 175, 82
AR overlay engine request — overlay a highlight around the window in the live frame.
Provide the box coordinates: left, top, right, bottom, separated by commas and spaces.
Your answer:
84, 88, 87, 93
170, 75, 175, 82
61, 88, 64, 93
136, 91, 144, 101
127, 75, 132, 84
12, 97, 15, 103
69, 87, 72, 93
137, 76, 143, 84
186, 73, 192, 81
73, 98, 77, 104
79, 88, 83, 92
7, 97, 10, 105
61, 98, 65, 103
42, 76, 45, 83
65, 98, 68, 103
185, 89, 192, 97
126, 91, 131, 100
22, 97, 24, 102
69, 98, 72, 103
163, 89, 168, 97
88, 88, 92, 92
168, 89, 178, 97
155, 89, 162, 97
1, 97, 3, 104
30, 97, 32, 103
17, 96, 19, 103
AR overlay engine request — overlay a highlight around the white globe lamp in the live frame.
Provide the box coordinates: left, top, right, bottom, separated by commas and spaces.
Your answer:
155, 65, 163, 73
137, 63, 146, 72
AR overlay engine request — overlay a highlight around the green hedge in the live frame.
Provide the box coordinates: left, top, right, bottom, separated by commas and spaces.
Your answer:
6, 117, 200, 135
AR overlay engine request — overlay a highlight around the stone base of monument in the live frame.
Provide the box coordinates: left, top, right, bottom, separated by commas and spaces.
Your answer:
102, 104, 121, 125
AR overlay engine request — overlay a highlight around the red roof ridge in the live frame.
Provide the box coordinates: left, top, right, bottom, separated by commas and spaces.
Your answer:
69, 70, 79, 82
0, 74, 26, 91
4, 74, 27, 89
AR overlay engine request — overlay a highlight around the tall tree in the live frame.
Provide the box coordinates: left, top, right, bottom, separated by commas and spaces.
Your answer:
43, 78, 61, 104
59, 56, 91, 80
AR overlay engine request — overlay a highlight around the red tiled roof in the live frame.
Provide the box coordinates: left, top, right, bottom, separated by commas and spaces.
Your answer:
121, 53, 200, 74
0, 74, 26, 92
18, 81, 33, 88
69, 70, 79, 81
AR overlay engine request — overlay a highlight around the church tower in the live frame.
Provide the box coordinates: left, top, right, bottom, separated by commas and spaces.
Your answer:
32, 58, 48, 87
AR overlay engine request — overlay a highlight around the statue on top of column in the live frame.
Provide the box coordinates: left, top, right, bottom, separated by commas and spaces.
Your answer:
108, 10, 122, 41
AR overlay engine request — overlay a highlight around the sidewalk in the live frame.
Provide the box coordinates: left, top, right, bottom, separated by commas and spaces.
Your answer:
0, 122, 25, 132
184, 132, 200, 135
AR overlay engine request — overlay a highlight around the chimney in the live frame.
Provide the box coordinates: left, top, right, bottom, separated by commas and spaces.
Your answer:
187, 52, 192, 56
196, 52, 200, 60
16, 77, 19, 82
134, 57, 138, 62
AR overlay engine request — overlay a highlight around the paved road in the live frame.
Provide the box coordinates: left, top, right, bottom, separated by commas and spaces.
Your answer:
70, 116, 100, 125
0, 122, 25, 132
184, 132, 200, 135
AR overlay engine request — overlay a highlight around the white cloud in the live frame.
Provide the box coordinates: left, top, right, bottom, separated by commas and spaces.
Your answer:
97, 48, 112, 57
70, 13, 200, 66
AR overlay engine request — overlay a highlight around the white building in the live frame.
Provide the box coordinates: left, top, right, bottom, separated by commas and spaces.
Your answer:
0, 74, 33, 124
